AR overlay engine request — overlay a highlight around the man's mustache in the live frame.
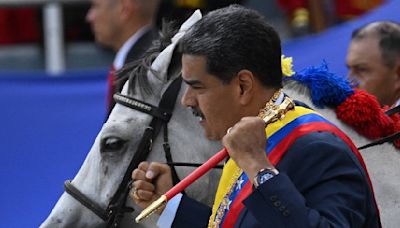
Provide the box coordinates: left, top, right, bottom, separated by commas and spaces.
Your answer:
190, 107, 204, 119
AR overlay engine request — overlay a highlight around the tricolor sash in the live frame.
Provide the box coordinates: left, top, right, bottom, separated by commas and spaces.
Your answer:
208, 105, 377, 228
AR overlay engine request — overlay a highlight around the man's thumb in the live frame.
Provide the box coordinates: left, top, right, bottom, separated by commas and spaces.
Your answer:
146, 162, 169, 179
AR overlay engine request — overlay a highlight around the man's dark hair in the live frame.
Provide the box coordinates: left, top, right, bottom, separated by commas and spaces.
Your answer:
179, 4, 282, 88
352, 21, 400, 68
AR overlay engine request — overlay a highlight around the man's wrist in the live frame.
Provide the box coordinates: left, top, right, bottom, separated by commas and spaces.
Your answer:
245, 162, 275, 185
253, 167, 279, 188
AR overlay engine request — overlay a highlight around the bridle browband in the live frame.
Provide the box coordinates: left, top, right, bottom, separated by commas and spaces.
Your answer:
64, 77, 183, 227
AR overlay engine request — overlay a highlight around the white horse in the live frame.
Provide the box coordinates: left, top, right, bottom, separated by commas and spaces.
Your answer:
283, 67, 400, 228
42, 12, 399, 226
41, 11, 222, 228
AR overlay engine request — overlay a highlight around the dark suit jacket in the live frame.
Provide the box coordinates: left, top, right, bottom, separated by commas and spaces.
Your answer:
124, 27, 159, 66
171, 132, 381, 228
109, 27, 159, 113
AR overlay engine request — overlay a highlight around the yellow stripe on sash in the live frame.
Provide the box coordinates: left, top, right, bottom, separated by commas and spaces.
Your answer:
265, 106, 321, 137
209, 106, 321, 225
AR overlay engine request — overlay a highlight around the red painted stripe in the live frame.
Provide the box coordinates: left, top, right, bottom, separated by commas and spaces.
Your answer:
165, 149, 228, 200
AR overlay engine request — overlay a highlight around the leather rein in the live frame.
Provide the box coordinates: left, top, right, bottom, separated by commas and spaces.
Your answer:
64, 77, 183, 227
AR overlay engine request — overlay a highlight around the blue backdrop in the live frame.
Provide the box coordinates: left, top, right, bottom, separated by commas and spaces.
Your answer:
0, 0, 398, 227
284, 0, 400, 77
0, 70, 107, 227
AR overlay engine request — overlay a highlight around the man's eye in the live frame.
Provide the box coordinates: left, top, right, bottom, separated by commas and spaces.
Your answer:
355, 67, 367, 73
191, 85, 202, 90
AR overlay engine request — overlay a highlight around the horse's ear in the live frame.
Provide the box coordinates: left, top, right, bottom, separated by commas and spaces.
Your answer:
166, 49, 182, 80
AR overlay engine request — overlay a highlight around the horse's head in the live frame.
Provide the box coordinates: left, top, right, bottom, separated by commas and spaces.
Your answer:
41, 11, 222, 228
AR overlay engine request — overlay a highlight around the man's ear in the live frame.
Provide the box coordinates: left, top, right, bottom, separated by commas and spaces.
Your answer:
394, 59, 400, 83
120, 0, 136, 18
237, 69, 255, 105
392, 60, 400, 102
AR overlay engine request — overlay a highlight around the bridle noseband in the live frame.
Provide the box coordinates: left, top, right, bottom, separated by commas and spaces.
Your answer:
64, 77, 182, 227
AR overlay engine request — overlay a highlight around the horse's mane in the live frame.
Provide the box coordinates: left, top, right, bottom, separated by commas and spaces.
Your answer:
283, 79, 311, 100
115, 22, 179, 96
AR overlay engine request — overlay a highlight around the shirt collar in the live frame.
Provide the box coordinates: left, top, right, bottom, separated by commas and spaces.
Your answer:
113, 25, 151, 70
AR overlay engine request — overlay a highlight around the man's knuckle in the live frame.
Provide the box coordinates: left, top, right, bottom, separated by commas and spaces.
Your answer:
138, 161, 148, 169
136, 180, 146, 187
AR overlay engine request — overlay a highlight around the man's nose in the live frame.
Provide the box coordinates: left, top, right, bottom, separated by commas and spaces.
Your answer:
347, 71, 359, 87
181, 88, 195, 107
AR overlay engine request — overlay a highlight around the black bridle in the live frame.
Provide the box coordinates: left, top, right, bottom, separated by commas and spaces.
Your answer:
358, 131, 400, 150
357, 104, 400, 150
64, 77, 183, 227
385, 104, 400, 116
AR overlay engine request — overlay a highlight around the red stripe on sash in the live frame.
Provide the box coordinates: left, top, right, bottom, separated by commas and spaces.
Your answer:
221, 122, 379, 227
221, 182, 252, 228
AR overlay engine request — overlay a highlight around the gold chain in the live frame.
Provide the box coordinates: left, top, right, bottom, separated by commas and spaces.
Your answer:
258, 88, 283, 115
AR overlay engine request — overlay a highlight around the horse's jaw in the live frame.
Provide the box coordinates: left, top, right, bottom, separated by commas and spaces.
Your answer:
40, 193, 159, 228
40, 192, 105, 228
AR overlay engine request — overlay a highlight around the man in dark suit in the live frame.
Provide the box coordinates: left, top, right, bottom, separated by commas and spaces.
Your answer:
86, 0, 160, 114
346, 21, 400, 107
129, 5, 381, 227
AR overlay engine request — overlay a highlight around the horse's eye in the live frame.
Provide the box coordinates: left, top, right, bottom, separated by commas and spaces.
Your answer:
101, 137, 127, 153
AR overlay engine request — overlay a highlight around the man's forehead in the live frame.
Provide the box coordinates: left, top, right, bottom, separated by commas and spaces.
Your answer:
182, 55, 207, 74
350, 37, 380, 52
348, 40, 381, 61
182, 54, 206, 63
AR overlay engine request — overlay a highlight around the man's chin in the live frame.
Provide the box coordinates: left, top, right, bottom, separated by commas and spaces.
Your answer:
204, 131, 223, 141
207, 137, 220, 141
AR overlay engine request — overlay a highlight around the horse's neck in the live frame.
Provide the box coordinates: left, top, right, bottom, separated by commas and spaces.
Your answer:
283, 81, 370, 147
